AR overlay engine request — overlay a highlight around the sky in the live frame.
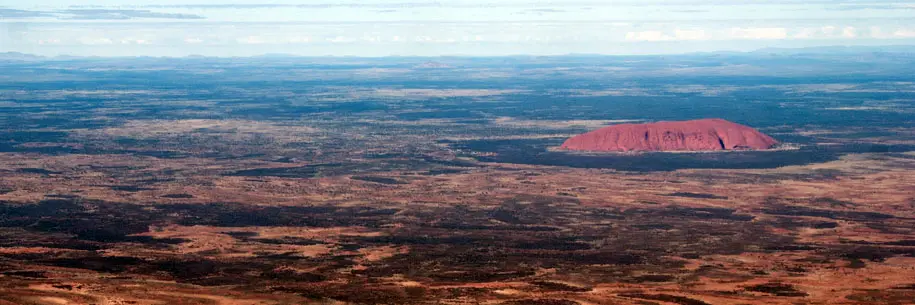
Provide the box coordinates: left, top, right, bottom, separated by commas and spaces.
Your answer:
2, 0, 915, 57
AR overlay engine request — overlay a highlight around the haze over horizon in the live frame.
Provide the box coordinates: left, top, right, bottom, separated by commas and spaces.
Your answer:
3, 0, 915, 57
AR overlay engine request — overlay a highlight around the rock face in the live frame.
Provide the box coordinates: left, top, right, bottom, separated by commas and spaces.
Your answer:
561, 119, 778, 152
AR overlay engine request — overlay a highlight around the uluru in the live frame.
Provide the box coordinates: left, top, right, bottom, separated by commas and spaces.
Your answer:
561, 118, 778, 152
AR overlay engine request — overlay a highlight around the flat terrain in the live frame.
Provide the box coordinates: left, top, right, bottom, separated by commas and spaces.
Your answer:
1, 53, 915, 304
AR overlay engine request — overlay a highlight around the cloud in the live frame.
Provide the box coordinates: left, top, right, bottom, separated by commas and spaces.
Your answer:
674, 29, 709, 41
141, 4, 297, 9
625, 31, 672, 42
120, 38, 151, 45
236, 36, 265, 44
868, 26, 915, 39
792, 28, 818, 39
140, 3, 445, 9
0, 8, 52, 18
625, 29, 710, 42
729, 27, 788, 40
517, 8, 566, 15
842, 27, 857, 38
827, 4, 915, 11
0, 8, 205, 20
788, 26, 882, 39
59, 9, 205, 20
627, 27, 836, 42
893, 29, 915, 38
79, 38, 114, 45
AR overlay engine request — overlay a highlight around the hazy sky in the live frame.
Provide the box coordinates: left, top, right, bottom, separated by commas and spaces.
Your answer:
2, 0, 915, 57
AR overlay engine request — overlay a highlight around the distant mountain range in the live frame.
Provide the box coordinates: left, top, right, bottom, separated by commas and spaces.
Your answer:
3, 45, 915, 61
752, 45, 915, 55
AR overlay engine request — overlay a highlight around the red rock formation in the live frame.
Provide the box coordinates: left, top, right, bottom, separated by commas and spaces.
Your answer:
561, 119, 778, 152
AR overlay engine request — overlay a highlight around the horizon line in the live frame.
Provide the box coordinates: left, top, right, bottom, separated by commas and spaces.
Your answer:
3, 44, 915, 60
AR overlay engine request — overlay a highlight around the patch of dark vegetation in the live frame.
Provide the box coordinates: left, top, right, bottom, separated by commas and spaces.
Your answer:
166, 203, 389, 228
839, 247, 896, 262
229, 158, 477, 179
397, 110, 481, 121
0, 188, 12, 194
845, 289, 915, 303
418, 156, 479, 168
16, 168, 59, 175
427, 270, 537, 282
745, 282, 808, 297
762, 205, 894, 221
134, 177, 176, 184
423, 168, 466, 175
849, 239, 915, 247
569, 252, 646, 265
630, 274, 676, 283
764, 244, 821, 251
2, 270, 47, 278
0, 198, 387, 246
263, 270, 327, 282
257, 252, 307, 260
43, 256, 145, 273
885, 240, 915, 246
892, 284, 915, 290
274, 282, 428, 304
429, 223, 560, 232
339, 244, 362, 251
355, 208, 400, 217
634, 206, 755, 221
864, 221, 915, 235
847, 258, 867, 269
485, 195, 582, 225
28, 217, 178, 244
424, 287, 490, 299
153, 259, 275, 284
186, 276, 256, 286
500, 299, 580, 305
160, 193, 194, 199
767, 217, 839, 230
224, 231, 259, 238
0, 131, 70, 143
110, 185, 155, 192
512, 241, 592, 251
131, 150, 189, 159
228, 165, 322, 178
490, 209, 523, 224
0, 235, 102, 251
252, 237, 324, 246
351, 176, 408, 185
359, 235, 493, 246
52, 284, 74, 290
0, 199, 177, 245
814, 222, 839, 229
665, 192, 728, 200
633, 223, 674, 230
529, 281, 591, 292
619, 293, 712, 305
812, 197, 857, 208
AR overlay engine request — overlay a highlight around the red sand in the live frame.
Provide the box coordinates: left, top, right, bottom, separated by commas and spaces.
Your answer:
560, 118, 778, 152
